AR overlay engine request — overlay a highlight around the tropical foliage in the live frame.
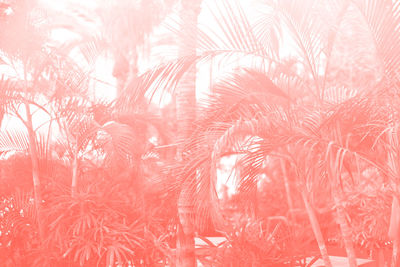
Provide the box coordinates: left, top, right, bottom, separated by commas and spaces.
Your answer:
0, 0, 400, 266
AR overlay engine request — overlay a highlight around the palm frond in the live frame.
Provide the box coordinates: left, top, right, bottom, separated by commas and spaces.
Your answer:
352, 0, 400, 85
269, 0, 353, 102
0, 129, 29, 158
97, 121, 136, 165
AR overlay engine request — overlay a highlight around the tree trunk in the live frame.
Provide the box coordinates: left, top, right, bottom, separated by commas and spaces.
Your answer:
389, 196, 400, 241
280, 159, 294, 214
176, 0, 202, 266
112, 52, 130, 97
387, 130, 399, 267
177, 180, 197, 266
333, 191, 357, 267
390, 196, 400, 267
71, 146, 78, 197
392, 235, 399, 267
327, 147, 357, 267
301, 191, 333, 267
24, 102, 44, 243
177, 223, 196, 267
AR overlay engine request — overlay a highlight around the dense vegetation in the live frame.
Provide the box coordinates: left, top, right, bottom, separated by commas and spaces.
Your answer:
0, 0, 400, 266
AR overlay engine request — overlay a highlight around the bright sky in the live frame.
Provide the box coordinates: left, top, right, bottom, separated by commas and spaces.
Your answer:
3, 0, 284, 194
38, 0, 294, 104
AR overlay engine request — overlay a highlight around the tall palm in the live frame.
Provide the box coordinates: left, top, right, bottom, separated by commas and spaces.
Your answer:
136, 0, 334, 264
174, 0, 202, 266
0, 0, 108, 247
95, 0, 179, 95
349, 1, 400, 265
0, 0, 55, 243
0, 82, 175, 266
130, 0, 400, 266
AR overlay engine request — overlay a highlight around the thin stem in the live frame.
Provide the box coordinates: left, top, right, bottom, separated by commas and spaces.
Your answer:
23, 63, 44, 244
280, 159, 294, 214
301, 191, 333, 267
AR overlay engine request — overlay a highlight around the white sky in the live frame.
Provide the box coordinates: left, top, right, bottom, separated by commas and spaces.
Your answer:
3, 0, 290, 194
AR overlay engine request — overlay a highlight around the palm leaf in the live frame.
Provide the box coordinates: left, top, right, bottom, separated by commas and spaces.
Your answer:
0, 130, 29, 158
352, 0, 400, 84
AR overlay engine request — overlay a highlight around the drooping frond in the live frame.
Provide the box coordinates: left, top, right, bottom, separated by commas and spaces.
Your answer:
118, 54, 200, 106
95, 121, 137, 168
271, 0, 330, 96
0, 130, 29, 158
352, 0, 400, 86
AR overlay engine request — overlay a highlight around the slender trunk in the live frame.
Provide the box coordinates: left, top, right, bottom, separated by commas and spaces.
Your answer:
21, 63, 44, 243
333, 191, 357, 267
387, 129, 399, 267
280, 159, 294, 214
71, 147, 78, 197
301, 191, 333, 267
175, 0, 200, 151
389, 196, 400, 240
177, 180, 196, 266
390, 197, 400, 267
176, 1, 201, 266
24, 102, 44, 243
392, 235, 399, 267
112, 50, 139, 98
177, 224, 196, 267
327, 146, 357, 267
376, 248, 385, 267
112, 52, 130, 97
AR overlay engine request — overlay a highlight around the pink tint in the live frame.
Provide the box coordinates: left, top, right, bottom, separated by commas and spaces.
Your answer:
0, 0, 398, 266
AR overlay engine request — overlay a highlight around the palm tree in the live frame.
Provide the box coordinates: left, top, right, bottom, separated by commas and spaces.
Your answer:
175, 0, 202, 266
2, 0, 400, 265
0, 0, 54, 243
0, 69, 176, 266
131, 0, 400, 265
94, 0, 180, 96
0, 0, 111, 248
